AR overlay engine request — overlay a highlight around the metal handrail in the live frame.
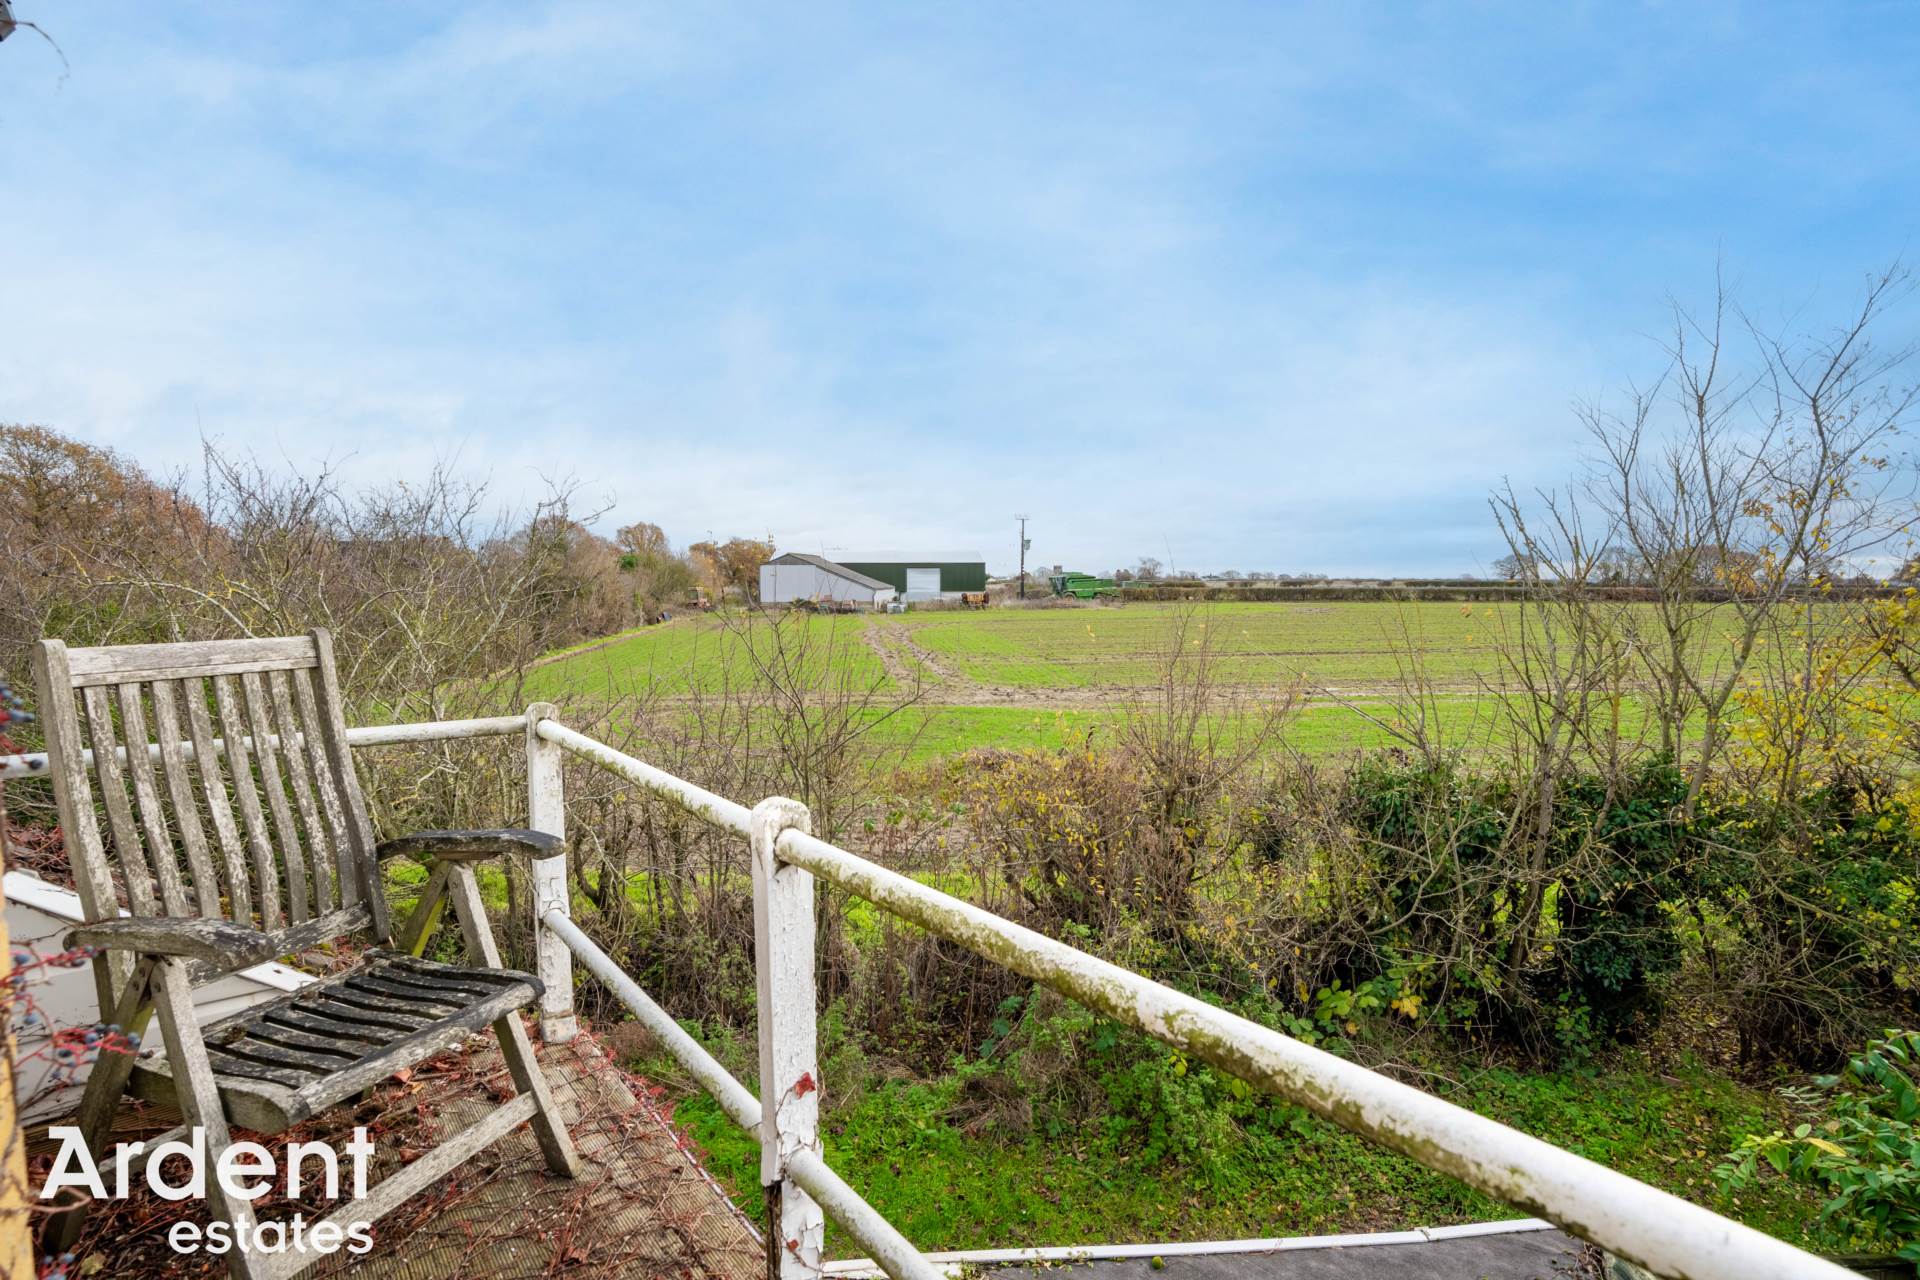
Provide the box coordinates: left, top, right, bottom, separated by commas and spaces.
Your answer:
533, 717, 1858, 1280
0, 713, 529, 780
539, 909, 938, 1280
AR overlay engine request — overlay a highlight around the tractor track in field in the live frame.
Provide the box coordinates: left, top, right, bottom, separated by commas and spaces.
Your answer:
861, 618, 971, 689
893, 628, 968, 683
860, 619, 924, 688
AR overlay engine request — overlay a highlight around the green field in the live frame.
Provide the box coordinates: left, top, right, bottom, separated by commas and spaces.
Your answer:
900, 601, 1508, 689
525, 612, 889, 699
523, 601, 1816, 760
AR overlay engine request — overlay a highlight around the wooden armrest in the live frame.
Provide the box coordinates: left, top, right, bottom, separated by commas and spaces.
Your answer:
67, 917, 277, 968
376, 829, 566, 864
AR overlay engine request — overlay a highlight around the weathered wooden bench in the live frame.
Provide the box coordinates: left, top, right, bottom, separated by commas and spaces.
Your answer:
32, 632, 579, 1280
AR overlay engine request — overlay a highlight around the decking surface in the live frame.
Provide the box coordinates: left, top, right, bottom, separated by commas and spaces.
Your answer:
314, 1037, 763, 1280
40, 1035, 763, 1280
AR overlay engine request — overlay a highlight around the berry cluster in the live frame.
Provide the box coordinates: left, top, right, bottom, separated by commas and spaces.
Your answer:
0, 673, 39, 772
0, 676, 31, 731
38, 1015, 142, 1086
7, 946, 138, 1090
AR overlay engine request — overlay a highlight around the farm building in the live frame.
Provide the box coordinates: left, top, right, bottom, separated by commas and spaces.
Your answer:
837, 552, 988, 601
759, 552, 898, 606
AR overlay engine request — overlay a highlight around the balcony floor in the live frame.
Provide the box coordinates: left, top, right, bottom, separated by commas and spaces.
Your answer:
42, 1032, 763, 1280
315, 1035, 763, 1280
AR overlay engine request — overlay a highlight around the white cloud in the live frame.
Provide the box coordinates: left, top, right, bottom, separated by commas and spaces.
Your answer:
5, 2, 1911, 578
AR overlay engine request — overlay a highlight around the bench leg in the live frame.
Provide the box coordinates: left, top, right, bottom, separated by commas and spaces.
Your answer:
43, 958, 156, 1253
492, 1012, 581, 1178
150, 960, 270, 1280
393, 861, 452, 957
442, 862, 581, 1179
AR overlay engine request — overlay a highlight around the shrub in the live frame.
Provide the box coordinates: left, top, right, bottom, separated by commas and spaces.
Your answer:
963, 748, 1157, 939
1338, 755, 1694, 1054
1717, 1029, 1920, 1260
1695, 779, 1920, 1065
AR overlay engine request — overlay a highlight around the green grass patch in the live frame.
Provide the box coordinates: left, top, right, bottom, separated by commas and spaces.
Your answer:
524, 602, 1861, 763
641, 1035, 1822, 1256
525, 613, 891, 701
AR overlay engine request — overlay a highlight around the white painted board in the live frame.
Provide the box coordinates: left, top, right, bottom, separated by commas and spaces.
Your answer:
6, 870, 313, 1123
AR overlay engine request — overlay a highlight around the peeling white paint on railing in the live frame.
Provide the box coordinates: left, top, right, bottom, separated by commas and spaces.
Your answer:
752, 796, 826, 1279
769, 827, 1852, 1280
524, 704, 577, 1044
530, 717, 1857, 1280
540, 908, 940, 1280
348, 714, 530, 745
535, 719, 754, 832
0, 714, 528, 780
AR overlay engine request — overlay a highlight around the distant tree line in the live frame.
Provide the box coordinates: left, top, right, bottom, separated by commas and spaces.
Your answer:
1110, 557, 1337, 584
0, 425, 776, 716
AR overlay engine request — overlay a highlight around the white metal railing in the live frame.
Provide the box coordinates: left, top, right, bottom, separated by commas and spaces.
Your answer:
0, 714, 529, 780
526, 716, 1861, 1280
541, 909, 934, 1280
4, 710, 1864, 1280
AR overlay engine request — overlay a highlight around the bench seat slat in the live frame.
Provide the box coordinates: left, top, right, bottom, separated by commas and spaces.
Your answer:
129, 950, 541, 1132
360, 966, 509, 1002
343, 974, 470, 1010
259, 1008, 393, 1047
203, 1046, 316, 1089
233, 1024, 363, 1063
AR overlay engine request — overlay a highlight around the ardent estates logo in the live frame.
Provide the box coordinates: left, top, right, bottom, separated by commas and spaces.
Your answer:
41, 1125, 379, 1258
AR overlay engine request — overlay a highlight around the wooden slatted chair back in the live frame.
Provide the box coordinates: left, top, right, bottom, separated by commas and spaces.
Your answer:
30, 630, 391, 953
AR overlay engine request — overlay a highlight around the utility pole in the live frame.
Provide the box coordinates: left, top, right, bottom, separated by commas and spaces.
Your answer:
1016, 515, 1030, 599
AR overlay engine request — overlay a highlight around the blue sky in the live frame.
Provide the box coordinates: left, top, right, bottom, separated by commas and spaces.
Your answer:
3, 3, 1916, 576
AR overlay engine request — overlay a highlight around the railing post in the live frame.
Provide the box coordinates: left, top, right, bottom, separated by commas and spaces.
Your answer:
526, 703, 577, 1044
750, 796, 823, 1280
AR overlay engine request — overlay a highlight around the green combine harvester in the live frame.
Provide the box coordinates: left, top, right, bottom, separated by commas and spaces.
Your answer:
1048, 571, 1121, 600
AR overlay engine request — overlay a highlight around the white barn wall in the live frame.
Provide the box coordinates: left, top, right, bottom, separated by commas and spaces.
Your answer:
759, 563, 893, 606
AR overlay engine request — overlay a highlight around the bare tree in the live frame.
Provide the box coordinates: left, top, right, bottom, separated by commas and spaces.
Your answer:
1485, 483, 1641, 991
1116, 605, 1298, 932
1576, 263, 1918, 809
